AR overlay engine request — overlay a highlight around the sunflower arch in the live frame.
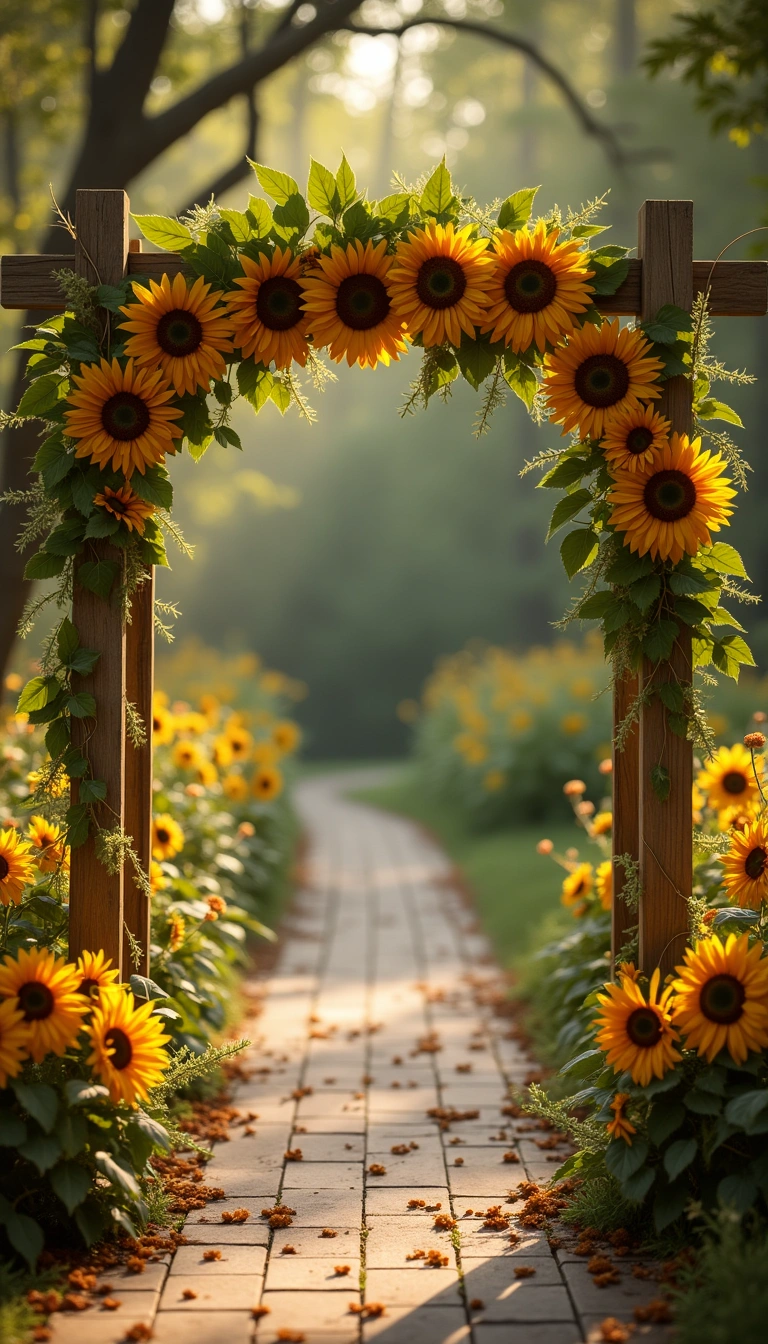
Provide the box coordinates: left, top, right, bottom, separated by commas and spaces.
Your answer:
1, 161, 766, 982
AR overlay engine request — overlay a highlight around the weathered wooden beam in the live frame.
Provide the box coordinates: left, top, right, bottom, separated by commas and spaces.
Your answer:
637, 199, 694, 979
123, 566, 155, 978
68, 190, 130, 974
2, 252, 766, 316
611, 670, 640, 969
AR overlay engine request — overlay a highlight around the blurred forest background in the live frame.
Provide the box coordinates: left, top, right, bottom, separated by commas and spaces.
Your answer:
2, 0, 768, 757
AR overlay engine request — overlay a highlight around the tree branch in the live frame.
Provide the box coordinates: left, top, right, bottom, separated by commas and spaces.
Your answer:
97, 0, 176, 120
347, 18, 628, 169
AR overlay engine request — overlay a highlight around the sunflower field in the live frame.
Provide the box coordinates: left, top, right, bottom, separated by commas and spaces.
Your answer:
523, 720, 768, 1237
0, 668, 301, 1266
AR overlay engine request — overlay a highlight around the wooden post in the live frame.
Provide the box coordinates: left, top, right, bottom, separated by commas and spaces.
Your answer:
122, 238, 155, 978
68, 190, 130, 973
637, 200, 694, 977
612, 670, 640, 966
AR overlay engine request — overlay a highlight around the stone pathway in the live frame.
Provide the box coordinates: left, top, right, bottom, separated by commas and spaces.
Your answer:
49, 770, 671, 1344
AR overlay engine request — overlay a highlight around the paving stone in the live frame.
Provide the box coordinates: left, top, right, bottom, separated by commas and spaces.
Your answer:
48, 1292, 159, 1327
183, 1197, 276, 1224
361, 1305, 470, 1343
47, 1317, 152, 1344
461, 1255, 562, 1294
469, 1282, 576, 1323
159, 1274, 263, 1310
296, 1093, 367, 1119
151, 1310, 255, 1342
182, 1223, 271, 1245
94, 1260, 169, 1291
363, 1267, 461, 1307
458, 1226, 549, 1259
293, 1113, 366, 1134
583, 1316, 673, 1342
282, 1186, 364, 1225
285, 1133, 365, 1161
271, 1226, 361, 1257
365, 1149, 447, 1186
258, 1289, 362, 1333
446, 1151, 520, 1197
169, 1244, 267, 1275
472, 1326, 583, 1344
561, 1260, 665, 1314
364, 1218, 455, 1268
364, 1186, 451, 1215
282, 1159, 364, 1189
265, 1256, 361, 1290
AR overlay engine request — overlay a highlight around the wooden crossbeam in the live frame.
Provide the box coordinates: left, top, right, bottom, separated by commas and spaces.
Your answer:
2, 252, 767, 317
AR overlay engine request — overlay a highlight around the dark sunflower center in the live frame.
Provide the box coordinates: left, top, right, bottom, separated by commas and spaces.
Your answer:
335, 274, 391, 331
574, 353, 630, 408
626, 1006, 662, 1049
105, 1026, 133, 1070
255, 277, 304, 332
503, 259, 558, 313
745, 846, 767, 880
723, 771, 748, 796
155, 827, 170, 845
626, 426, 654, 455
79, 977, 99, 998
153, 716, 162, 732
643, 468, 696, 522
0, 855, 9, 881
101, 392, 151, 442
18, 980, 54, 1021
156, 308, 203, 357
700, 973, 745, 1025
416, 256, 467, 311
107, 494, 128, 515
572, 878, 586, 897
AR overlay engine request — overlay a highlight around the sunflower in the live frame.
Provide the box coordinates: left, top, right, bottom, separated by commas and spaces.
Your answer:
175, 710, 209, 736
27, 815, 68, 875
168, 913, 185, 952
226, 246, 310, 369
149, 861, 167, 895
543, 319, 663, 440
0, 998, 28, 1088
120, 272, 233, 396
196, 759, 218, 788
223, 773, 249, 802
0, 947, 87, 1062
606, 1092, 636, 1145
252, 740, 278, 767
454, 733, 488, 765
697, 744, 762, 815
76, 950, 120, 1002
199, 693, 221, 726
609, 433, 735, 564
388, 222, 494, 347
561, 863, 593, 909
671, 933, 768, 1064
482, 222, 594, 353
172, 740, 203, 772
213, 735, 234, 769
600, 402, 671, 473
301, 238, 408, 369
272, 720, 301, 755
251, 765, 283, 802
152, 814, 184, 861
65, 358, 183, 479
152, 700, 176, 747
592, 811, 613, 837
86, 989, 170, 1107
0, 827, 36, 905
225, 724, 253, 759
593, 968, 680, 1086
721, 817, 768, 909
596, 859, 613, 912
92, 484, 155, 536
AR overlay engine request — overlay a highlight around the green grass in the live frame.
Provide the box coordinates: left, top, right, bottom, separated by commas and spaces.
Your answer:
349, 763, 582, 963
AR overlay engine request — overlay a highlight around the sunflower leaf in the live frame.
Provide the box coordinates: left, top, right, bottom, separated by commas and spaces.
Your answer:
50, 1161, 91, 1214
218, 209, 251, 244
17, 373, 66, 419
546, 489, 592, 540
560, 527, 599, 578
497, 186, 539, 231
336, 155, 357, 210
575, 590, 614, 620
131, 214, 194, 252
697, 397, 743, 426
246, 196, 273, 238
96, 1151, 141, 1200
456, 334, 498, 390
654, 1178, 689, 1232
5, 1212, 43, 1270
24, 549, 67, 581
605, 1137, 649, 1182
11, 1082, 58, 1133
503, 355, 538, 409
420, 159, 459, 222
650, 764, 671, 802
77, 558, 118, 600
643, 619, 679, 663
308, 159, 341, 217
703, 542, 748, 579
663, 1137, 698, 1181
249, 161, 299, 205
588, 256, 629, 295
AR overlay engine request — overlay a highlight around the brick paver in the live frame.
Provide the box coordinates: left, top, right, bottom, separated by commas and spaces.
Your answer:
48, 770, 672, 1344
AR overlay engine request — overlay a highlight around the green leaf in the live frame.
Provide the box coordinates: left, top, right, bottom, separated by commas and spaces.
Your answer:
426, 347, 459, 397
130, 465, 173, 509
65, 802, 90, 848
651, 764, 671, 802
245, 196, 273, 238
725, 1090, 768, 1130
657, 682, 684, 713
376, 192, 411, 226
270, 380, 291, 414
75, 1200, 108, 1248
85, 510, 119, 539
77, 558, 118, 600
420, 159, 458, 220
65, 1079, 109, 1106
628, 573, 661, 612
131, 214, 194, 251
713, 634, 756, 679
17, 676, 55, 714
503, 356, 538, 409
272, 193, 310, 238
17, 373, 65, 418
6, 1212, 43, 1269
336, 155, 357, 210
546, 489, 592, 540
717, 1172, 758, 1213
497, 186, 539, 231
66, 692, 96, 720
19, 1133, 61, 1173
647, 1101, 685, 1146
560, 528, 599, 579
455, 334, 498, 390
538, 456, 589, 489
559, 1048, 603, 1078
24, 549, 66, 581
673, 596, 711, 625
79, 777, 107, 803
643, 619, 679, 663
308, 158, 341, 216
96, 1150, 141, 1199
34, 434, 73, 486
66, 647, 100, 676
214, 425, 242, 450
57, 1109, 87, 1158
663, 1137, 697, 1181
132, 1111, 171, 1152
605, 550, 654, 585
57, 617, 79, 662
654, 1179, 689, 1232
697, 398, 743, 426
685, 1089, 723, 1116
643, 303, 693, 343
249, 161, 299, 205
129, 975, 170, 1002
0, 1111, 27, 1146
11, 1081, 58, 1132
605, 1137, 649, 1182
50, 1161, 91, 1214
218, 208, 251, 244
704, 542, 748, 578
577, 591, 614, 620
622, 1165, 655, 1202
342, 200, 375, 241
589, 257, 629, 295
